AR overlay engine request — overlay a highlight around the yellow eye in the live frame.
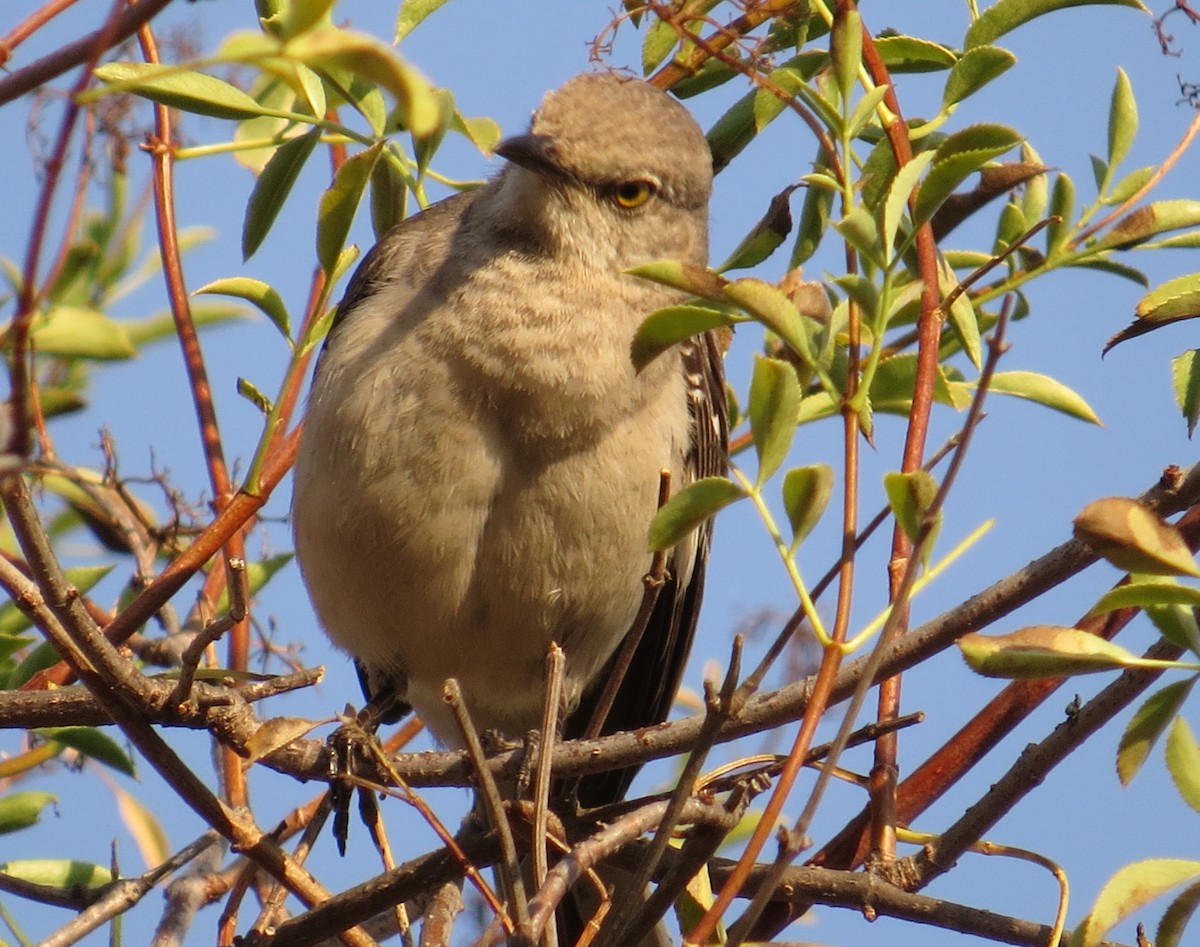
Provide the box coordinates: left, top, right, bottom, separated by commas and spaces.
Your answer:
611, 180, 656, 209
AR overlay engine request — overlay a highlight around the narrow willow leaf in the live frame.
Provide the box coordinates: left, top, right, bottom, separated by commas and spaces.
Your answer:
32, 306, 136, 360
960, 626, 1141, 679
965, 0, 1149, 49
983, 370, 1101, 424
243, 127, 321, 260
1101, 165, 1155, 206
723, 278, 817, 367
0, 565, 112, 637
1097, 199, 1200, 251
1117, 679, 1195, 785
0, 792, 58, 835
830, 7, 862, 101
880, 151, 935, 261
648, 477, 746, 551
748, 356, 801, 485
1166, 717, 1200, 813
1092, 580, 1200, 614
1074, 496, 1200, 577
317, 141, 383, 272
195, 277, 291, 343
627, 261, 727, 300
940, 256, 982, 369
370, 154, 409, 239
265, 0, 335, 39
844, 83, 890, 140
91, 62, 265, 120
833, 204, 884, 268
782, 465, 834, 548
285, 27, 440, 136
110, 781, 171, 868
1157, 881, 1200, 947
0, 860, 113, 890
395, 0, 451, 43
1148, 603, 1200, 655
1072, 859, 1200, 947
942, 45, 1016, 107
1107, 67, 1138, 171
1173, 349, 1200, 437
873, 35, 957, 72
631, 305, 745, 373
1047, 172, 1076, 254
245, 716, 325, 763
914, 124, 1023, 225
790, 173, 833, 268
642, 16, 679, 74
36, 726, 136, 777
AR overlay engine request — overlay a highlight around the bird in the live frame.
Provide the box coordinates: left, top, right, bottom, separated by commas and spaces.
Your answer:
292, 70, 726, 939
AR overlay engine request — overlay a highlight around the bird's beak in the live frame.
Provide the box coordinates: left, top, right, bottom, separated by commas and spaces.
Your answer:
495, 134, 565, 179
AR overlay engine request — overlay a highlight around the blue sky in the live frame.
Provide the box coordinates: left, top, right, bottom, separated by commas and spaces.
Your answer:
4, 2, 1200, 944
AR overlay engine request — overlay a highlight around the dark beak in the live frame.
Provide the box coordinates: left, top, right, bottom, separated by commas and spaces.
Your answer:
495, 133, 565, 179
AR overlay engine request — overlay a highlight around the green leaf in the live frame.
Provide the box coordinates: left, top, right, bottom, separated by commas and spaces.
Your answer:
370, 154, 409, 239
238, 377, 273, 416
914, 124, 1023, 226
1173, 350, 1200, 437
31, 306, 136, 360
880, 151, 935, 261
317, 142, 383, 273
285, 27, 440, 136
966, 0, 1149, 49
748, 356, 801, 486
1047, 173, 1076, 254
0, 859, 113, 890
782, 465, 834, 549
263, 0, 335, 39
787, 168, 835, 266
0, 563, 113, 634
1096, 200, 1200, 251
36, 726, 136, 777
627, 261, 727, 300
1166, 716, 1200, 813
643, 16, 680, 74
648, 477, 746, 552
216, 553, 294, 613
833, 204, 884, 268
450, 110, 502, 154
395, 0, 451, 43
960, 625, 1143, 679
1071, 859, 1200, 947
631, 305, 745, 373
0, 792, 58, 835
1107, 67, 1138, 171
723, 279, 819, 371
1093, 580, 1200, 614
940, 257, 982, 369
942, 45, 1017, 107
830, 7, 862, 101
1158, 881, 1200, 947
1074, 496, 1200, 577
91, 62, 266, 120
242, 127, 321, 260
1117, 679, 1195, 785
873, 35, 957, 72
195, 277, 291, 344
983, 370, 1100, 424
1148, 602, 1200, 656
1101, 165, 1155, 206
718, 186, 796, 272
884, 470, 940, 553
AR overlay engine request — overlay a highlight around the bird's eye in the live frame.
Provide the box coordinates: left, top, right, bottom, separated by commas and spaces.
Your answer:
611, 180, 656, 209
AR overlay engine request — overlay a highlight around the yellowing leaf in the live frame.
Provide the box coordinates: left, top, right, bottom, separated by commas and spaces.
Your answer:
1074, 497, 1200, 577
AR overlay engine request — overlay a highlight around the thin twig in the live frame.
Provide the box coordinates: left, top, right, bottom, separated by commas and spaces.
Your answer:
442, 680, 527, 940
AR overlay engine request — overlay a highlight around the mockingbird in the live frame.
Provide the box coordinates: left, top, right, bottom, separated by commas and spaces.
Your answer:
293, 70, 727, 938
